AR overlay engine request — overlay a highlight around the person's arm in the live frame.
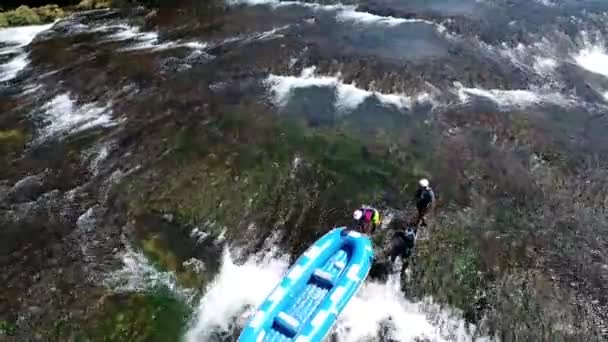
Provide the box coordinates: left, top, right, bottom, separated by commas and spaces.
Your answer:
428, 190, 436, 209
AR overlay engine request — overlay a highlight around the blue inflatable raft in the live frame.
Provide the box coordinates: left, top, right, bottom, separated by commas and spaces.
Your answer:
239, 227, 374, 342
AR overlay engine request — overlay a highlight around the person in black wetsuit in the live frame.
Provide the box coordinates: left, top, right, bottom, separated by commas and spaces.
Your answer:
415, 178, 435, 227
388, 226, 417, 265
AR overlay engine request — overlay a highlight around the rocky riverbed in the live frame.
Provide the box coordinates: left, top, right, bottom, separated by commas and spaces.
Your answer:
1, 0, 607, 341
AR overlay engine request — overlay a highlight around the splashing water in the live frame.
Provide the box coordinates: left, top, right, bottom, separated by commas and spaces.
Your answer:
105, 243, 196, 303
0, 23, 54, 82
35, 93, 118, 142
265, 66, 431, 112
336, 9, 433, 27
98, 24, 207, 51
185, 248, 291, 341
573, 30, 608, 79
185, 247, 484, 341
575, 45, 608, 78
334, 274, 483, 342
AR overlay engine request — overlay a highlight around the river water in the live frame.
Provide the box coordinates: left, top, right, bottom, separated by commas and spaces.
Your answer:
1, 0, 608, 340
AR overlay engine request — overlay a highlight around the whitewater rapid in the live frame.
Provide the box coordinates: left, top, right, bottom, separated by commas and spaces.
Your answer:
265, 66, 435, 112
35, 93, 118, 142
0, 23, 53, 82
184, 248, 483, 342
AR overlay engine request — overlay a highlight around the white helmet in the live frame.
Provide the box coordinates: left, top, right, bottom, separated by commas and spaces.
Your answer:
419, 178, 429, 188
353, 210, 363, 220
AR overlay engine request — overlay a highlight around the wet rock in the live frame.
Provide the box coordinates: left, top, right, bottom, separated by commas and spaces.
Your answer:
184, 49, 215, 65
129, 212, 223, 289
0, 181, 10, 203
45, 17, 90, 37
8, 173, 46, 203
159, 56, 185, 73
28, 306, 42, 316
162, 213, 174, 222
71, 8, 124, 22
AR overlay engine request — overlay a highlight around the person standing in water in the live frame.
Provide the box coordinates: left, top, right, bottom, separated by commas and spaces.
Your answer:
415, 178, 435, 227
388, 225, 417, 264
352, 206, 381, 234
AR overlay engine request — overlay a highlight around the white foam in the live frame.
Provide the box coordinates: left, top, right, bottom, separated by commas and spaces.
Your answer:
335, 275, 481, 341
226, 0, 281, 5
227, 0, 352, 11
225, 0, 449, 36
185, 248, 483, 341
37, 93, 117, 141
255, 25, 289, 40
273, 0, 351, 11
182, 41, 208, 50
22, 83, 43, 95
454, 82, 572, 108
0, 23, 53, 82
266, 66, 428, 112
479, 37, 562, 80
101, 24, 206, 52
104, 24, 149, 42
222, 25, 290, 46
535, 0, 556, 6
144, 39, 209, 52
572, 31, 608, 103
82, 139, 115, 176
266, 67, 337, 106
106, 244, 195, 302
184, 249, 291, 341
119, 30, 160, 51
377, 93, 414, 110
532, 56, 558, 75
575, 45, 608, 78
0, 45, 17, 55
0, 23, 54, 47
91, 144, 111, 172
336, 10, 432, 26
0, 54, 29, 82
335, 82, 375, 111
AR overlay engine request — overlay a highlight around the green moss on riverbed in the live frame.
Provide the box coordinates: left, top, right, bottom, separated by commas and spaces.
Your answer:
0, 129, 25, 148
126, 108, 426, 256
413, 221, 486, 321
0, 129, 27, 167
141, 234, 206, 289
83, 289, 191, 342
0, 319, 17, 336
